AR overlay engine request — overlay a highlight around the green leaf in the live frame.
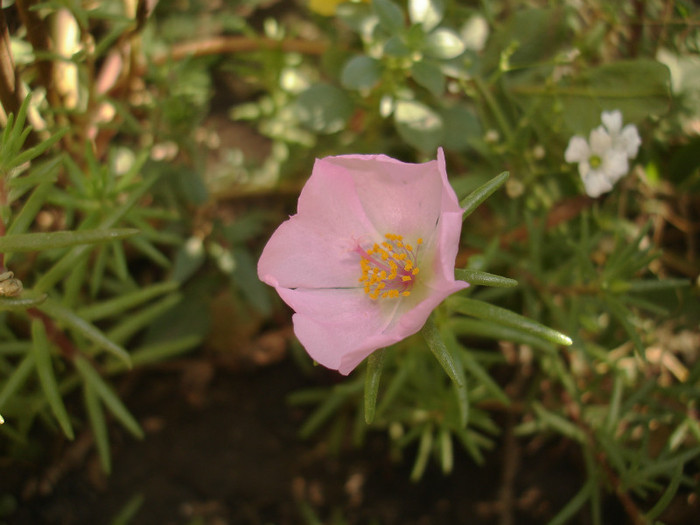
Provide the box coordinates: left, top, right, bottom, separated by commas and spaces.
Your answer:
296, 83, 354, 134
341, 56, 382, 91
423, 28, 465, 59
373, 0, 404, 33
74, 355, 144, 439
438, 425, 453, 473
439, 105, 482, 152
411, 60, 445, 97
384, 35, 412, 58
460, 348, 509, 405
508, 59, 672, 133
645, 462, 684, 521
450, 318, 556, 352
38, 299, 132, 366
459, 171, 509, 218
410, 424, 433, 481
0, 291, 48, 311
481, 7, 571, 74
31, 320, 74, 439
421, 314, 469, 427
106, 293, 182, 345
124, 335, 201, 369
614, 278, 691, 293
12, 128, 68, 168
408, 0, 444, 32
394, 100, 443, 152
298, 382, 363, 439
0, 94, 32, 168
0, 353, 35, 411
533, 402, 586, 443
110, 493, 145, 525
0, 228, 139, 253
364, 348, 386, 424
127, 234, 171, 268
5, 158, 60, 236
448, 296, 573, 346
604, 294, 644, 355
34, 171, 161, 293
82, 379, 112, 474
548, 479, 594, 525
76, 281, 179, 322
455, 269, 518, 288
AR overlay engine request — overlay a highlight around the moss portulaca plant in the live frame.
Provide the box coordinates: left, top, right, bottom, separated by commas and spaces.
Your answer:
258, 149, 468, 375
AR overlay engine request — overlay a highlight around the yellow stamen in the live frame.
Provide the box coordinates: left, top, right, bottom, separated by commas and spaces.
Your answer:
359, 232, 421, 300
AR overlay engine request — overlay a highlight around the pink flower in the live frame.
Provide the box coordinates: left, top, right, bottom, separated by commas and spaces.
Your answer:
258, 148, 468, 375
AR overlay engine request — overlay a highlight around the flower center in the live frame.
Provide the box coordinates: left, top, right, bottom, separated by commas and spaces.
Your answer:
589, 154, 602, 169
358, 233, 422, 300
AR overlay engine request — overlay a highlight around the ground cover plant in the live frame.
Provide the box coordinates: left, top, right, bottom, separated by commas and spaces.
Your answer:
0, 0, 699, 523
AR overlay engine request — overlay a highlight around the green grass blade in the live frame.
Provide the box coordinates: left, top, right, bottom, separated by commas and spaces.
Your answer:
298, 382, 362, 439
460, 171, 509, 219
0, 228, 139, 253
75, 356, 143, 439
364, 348, 386, 424
12, 128, 68, 168
82, 379, 112, 474
110, 493, 145, 525
126, 235, 171, 268
106, 293, 182, 345
421, 314, 469, 427
410, 424, 434, 481
548, 479, 593, 525
0, 353, 35, 410
100, 171, 162, 229
34, 171, 162, 293
38, 300, 132, 366
448, 296, 573, 346
455, 269, 518, 288
645, 462, 684, 521
460, 348, 509, 405
0, 291, 48, 311
117, 335, 201, 370
604, 294, 644, 355
6, 159, 60, 236
449, 317, 555, 352
31, 320, 75, 439
438, 425, 454, 474
77, 281, 180, 322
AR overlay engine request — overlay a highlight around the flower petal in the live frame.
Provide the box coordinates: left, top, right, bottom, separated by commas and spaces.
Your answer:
589, 127, 613, 154
601, 110, 622, 134
277, 287, 401, 374
564, 136, 590, 163
619, 124, 641, 158
258, 158, 377, 289
278, 277, 467, 375
602, 149, 629, 182
323, 149, 461, 242
582, 169, 614, 198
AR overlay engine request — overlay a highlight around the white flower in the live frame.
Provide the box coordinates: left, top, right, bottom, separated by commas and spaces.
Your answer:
565, 127, 629, 198
601, 110, 641, 159
565, 110, 641, 198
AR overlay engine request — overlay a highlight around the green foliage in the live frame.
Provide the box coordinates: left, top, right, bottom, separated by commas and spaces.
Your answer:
0, 0, 205, 472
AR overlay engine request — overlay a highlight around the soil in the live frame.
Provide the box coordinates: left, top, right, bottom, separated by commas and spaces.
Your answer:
0, 355, 646, 525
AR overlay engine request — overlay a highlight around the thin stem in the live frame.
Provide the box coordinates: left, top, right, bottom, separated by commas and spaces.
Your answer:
473, 75, 515, 144
150, 35, 327, 68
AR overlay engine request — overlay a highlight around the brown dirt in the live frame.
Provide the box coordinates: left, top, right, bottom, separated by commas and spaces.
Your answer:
1, 357, 689, 525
